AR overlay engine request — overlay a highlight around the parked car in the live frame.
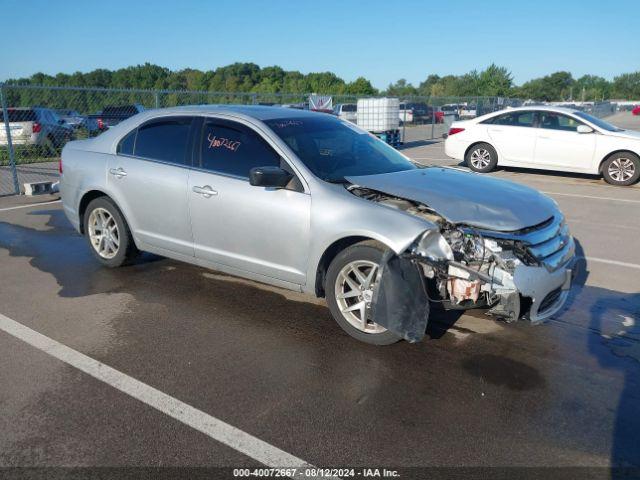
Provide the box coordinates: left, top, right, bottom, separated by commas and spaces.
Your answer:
0, 107, 74, 152
445, 106, 640, 186
441, 104, 461, 120
60, 106, 575, 345
458, 103, 477, 119
399, 103, 443, 124
632, 105, 640, 116
56, 109, 100, 133
333, 103, 357, 123
282, 102, 307, 110
91, 104, 146, 130
399, 102, 426, 124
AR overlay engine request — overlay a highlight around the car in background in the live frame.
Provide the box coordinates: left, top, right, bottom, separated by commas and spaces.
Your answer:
56, 109, 100, 133
399, 103, 443, 125
399, 102, 430, 124
333, 103, 357, 123
440, 104, 460, 120
445, 106, 640, 186
458, 103, 477, 119
0, 107, 74, 152
60, 105, 575, 345
632, 105, 640, 116
282, 102, 307, 110
91, 104, 146, 130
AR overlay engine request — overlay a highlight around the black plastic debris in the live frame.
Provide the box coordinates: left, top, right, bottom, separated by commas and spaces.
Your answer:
371, 250, 430, 343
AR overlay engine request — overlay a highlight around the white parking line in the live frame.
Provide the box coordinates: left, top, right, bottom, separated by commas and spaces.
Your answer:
0, 200, 61, 212
0, 313, 315, 477
585, 257, 640, 270
542, 191, 640, 204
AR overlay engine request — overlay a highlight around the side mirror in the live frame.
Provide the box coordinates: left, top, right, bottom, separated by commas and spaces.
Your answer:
249, 166, 292, 188
577, 125, 594, 134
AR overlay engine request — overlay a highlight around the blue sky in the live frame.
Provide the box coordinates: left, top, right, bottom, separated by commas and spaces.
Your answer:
2, 0, 638, 88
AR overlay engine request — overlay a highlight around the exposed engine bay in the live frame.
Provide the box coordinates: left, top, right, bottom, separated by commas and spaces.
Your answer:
349, 185, 575, 342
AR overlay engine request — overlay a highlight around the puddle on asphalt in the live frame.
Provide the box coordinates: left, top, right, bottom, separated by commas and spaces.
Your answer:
462, 354, 545, 391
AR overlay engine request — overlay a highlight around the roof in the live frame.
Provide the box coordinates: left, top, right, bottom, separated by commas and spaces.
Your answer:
502, 105, 580, 114
76, 104, 334, 154
159, 104, 327, 121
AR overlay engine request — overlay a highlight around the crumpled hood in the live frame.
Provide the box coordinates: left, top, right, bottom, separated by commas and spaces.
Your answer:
346, 167, 558, 232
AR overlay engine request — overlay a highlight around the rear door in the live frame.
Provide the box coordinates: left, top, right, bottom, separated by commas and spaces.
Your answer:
188, 117, 311, 285
484, 110, 537, 164
533, 111, 596, 170
107, 116, 196, 256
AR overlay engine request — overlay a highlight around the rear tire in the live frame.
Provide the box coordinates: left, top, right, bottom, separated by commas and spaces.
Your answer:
466, 142, 498, 173
602, 152, 640, 186
325, 241, 401, 345
83, 197, 138, 267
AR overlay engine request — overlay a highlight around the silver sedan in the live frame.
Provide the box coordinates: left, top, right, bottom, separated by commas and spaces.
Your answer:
60, 106, 575, 345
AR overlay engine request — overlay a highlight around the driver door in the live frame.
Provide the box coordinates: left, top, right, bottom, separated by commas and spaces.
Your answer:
188, 118, 311, 285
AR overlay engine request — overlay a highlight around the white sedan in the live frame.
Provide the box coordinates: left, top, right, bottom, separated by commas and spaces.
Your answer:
444, 106, 640, 186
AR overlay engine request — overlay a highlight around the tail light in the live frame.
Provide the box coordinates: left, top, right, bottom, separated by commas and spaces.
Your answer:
58, 158, 63, 174
448, 127, 465, 136
97, 118, 104, 130
32, 122, 42, 133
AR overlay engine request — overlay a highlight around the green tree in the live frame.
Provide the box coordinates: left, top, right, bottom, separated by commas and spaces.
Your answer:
612, 72, 640, 99
345, 77, 377, 95
384, 78, 418, 97
477, 64, 513, 96
518, 71, 574, 101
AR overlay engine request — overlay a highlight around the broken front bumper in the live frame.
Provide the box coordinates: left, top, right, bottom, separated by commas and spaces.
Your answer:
513, 238, 576, 324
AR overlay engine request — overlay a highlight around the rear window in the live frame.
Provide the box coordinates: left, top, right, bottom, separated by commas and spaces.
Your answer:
0, 109, 37, 122
483, 111, 535, 127
341, 104, 356, 112
134, 117, 193, 164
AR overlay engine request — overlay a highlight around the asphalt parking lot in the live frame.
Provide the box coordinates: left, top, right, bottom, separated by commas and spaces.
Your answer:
1, 113, 639, 478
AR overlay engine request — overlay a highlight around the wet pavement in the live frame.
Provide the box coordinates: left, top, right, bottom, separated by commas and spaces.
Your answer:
0, 113, 639, 478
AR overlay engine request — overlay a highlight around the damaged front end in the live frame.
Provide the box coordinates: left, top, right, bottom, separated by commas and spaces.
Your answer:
351, 187, 576, 343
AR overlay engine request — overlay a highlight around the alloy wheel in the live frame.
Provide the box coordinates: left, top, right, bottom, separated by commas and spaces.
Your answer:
334, 260, 386, 334
470, 148, 491, 169
87, 207, 120, 259
608, 158, 635, 182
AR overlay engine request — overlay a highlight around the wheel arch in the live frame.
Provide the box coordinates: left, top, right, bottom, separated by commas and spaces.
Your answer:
314, 236, 386, 298
78, 189, 126, 235
598, 149, 640, 173
464, 141, 498, 162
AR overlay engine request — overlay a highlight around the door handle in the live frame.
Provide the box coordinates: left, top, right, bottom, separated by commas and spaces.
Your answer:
192, 185, 218, 198
489, 128, 503, 132
109, 167, 127, 178
538, 136, 550, 139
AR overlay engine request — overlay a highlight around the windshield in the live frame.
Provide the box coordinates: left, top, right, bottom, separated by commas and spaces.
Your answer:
573, 111, 623, 132
265, 116, 416, 182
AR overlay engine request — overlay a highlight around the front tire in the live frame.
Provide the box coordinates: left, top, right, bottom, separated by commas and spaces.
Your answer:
466, 142, 498, 173
602, 152, 640, 186
325, 241, 401, 345
84, 197, 138, 267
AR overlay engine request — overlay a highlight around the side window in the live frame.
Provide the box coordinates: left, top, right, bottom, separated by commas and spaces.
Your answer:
539, 112, 582, 132
486, 111, 534, 127
117, 129, 136, 155
199, 120, 280, 178
133, 117, 193, 164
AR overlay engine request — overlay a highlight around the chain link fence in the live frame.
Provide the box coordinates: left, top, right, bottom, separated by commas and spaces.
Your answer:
6, 83, 615, 196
